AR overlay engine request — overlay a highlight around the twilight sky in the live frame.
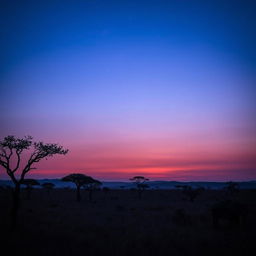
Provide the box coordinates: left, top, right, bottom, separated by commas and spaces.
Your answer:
0, 0, 256, 181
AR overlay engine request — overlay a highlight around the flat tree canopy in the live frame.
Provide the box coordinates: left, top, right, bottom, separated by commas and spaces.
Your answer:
62, 173, 100, 187
130, 176, 149, 184
62, 173, 102, 201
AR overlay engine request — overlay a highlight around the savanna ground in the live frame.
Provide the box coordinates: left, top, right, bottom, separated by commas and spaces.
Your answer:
1, 188, 256, 256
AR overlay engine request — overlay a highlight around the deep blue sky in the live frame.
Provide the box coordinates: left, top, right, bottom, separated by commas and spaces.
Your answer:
0, 0, 255, 180
1, 0, 255, 120
1, 0, 255, 73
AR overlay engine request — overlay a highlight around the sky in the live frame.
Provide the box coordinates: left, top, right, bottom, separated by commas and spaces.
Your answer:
0, 0, 256, 181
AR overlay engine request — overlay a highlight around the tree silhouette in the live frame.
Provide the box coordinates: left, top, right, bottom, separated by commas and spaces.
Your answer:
0, 135, 68, 229
130, 176, 149, 199
176, 185, 204, 202
61, 173, 101, 202
20, 179, 39, 199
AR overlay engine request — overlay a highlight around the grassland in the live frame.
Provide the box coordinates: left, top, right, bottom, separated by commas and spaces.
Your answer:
1, 188, 256, 256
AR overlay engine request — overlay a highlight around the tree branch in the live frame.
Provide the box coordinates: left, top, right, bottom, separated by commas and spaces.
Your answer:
1, 135, 68, 184
12, 149, 21, 173
0, 158, 8, 169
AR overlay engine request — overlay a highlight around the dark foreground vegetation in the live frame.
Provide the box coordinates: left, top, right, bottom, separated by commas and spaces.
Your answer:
1, 188, 256, 256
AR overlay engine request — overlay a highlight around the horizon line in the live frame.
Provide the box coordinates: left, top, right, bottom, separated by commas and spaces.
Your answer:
1, 178, 255, 183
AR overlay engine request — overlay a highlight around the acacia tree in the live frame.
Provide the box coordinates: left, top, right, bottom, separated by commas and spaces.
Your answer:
0, 135, 68, 228
130, 176, 149, 199
62, 173, 101, 202
176, 185, 204, 202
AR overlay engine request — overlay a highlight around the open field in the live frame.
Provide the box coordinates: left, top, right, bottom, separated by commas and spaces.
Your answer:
1, 188, 256, 256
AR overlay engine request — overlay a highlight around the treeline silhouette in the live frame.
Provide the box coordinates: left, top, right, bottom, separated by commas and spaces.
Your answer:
1, 135, 255, 256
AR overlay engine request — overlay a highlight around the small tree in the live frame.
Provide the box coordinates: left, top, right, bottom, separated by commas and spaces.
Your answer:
176, 185, 204, 202
130, 176, 149, 199
0, 135, 68, 229
20, 179, 40, 199
62, 173, 101, 202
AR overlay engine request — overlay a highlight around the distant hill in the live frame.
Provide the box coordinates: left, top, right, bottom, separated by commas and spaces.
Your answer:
1, 179, 256, 190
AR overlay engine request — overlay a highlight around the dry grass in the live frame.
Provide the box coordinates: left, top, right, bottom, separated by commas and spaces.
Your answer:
1, 188, 256, 256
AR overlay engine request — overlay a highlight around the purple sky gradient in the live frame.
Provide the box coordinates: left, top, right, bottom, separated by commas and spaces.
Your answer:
1, 0, 255, 181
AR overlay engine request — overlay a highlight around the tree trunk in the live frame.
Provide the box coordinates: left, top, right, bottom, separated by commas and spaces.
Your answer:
76, 186, 81, 202
11, 183, 20, 230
